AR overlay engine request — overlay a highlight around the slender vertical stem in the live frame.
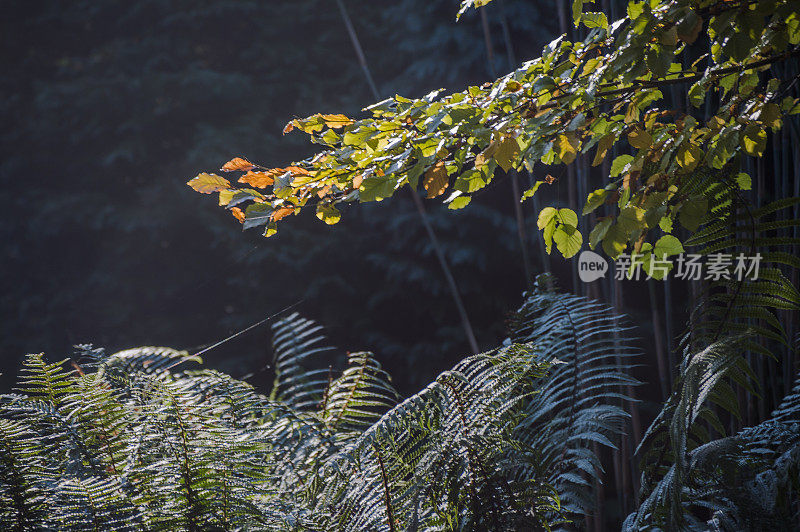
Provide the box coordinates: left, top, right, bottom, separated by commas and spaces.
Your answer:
557, 0, 570, 39
335, 0, 479, 354
510, 170, 534, 285
568, 164, 579, 293
663, 278, 675, 389
373, 444, 397, 532
480, 9, 498, 78
648, 282, 669, 400
410, 190, 480, 354
335, 0, 380, 99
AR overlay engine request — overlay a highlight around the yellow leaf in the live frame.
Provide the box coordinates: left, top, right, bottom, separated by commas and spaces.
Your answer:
218, 189, 235, 206
474, 141, 498, 169
495, 136, 521, 172
238, 170, 276, 188
231, 207, 245, 223
592, 134, 614, 166
320, 114, 354, 129
220, 157, 254, 172
423, 161, 449, 199
316, 203, 341, 225
187, 173, 231, 194
624, 102, 640, 124
555, 133, 579, 165
676, 143, 702, 171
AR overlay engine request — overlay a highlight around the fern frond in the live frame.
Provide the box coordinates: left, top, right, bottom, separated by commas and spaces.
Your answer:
509, 275, 639, 518
270, 313, 338, 411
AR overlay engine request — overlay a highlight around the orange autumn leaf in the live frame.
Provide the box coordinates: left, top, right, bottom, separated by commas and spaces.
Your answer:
239, 170, 275, 188
220, 157, 254, 172
284, 165, 311, 176
352, 174, 364, 189
283, 121, 295, 135
423, 161, 448, 199
270, 206, 296, 221
317, 185, 332, 198
231, 207, 245, 223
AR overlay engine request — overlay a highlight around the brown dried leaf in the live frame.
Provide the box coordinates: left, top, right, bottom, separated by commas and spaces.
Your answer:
423, 161, 448, 199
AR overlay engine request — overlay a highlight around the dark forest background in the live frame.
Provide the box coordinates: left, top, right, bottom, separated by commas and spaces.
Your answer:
0, 0, 671, 398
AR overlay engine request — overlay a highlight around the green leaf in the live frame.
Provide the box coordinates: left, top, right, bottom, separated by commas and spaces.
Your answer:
741, 125, 767, 157
617, 205, 645, 235
553, 225, 583, 258
601, 223, 628, 258
688, 82, 705, 108
582, 12, 608, 30
542, 218, 556, 254
556, 208, 578, 228
359, 176, 396, 202
678, 195, 708, 231
627, 2, 644, 20
610, 155, 633, 178
495, 137, 521, 172
537, 207, 558, 229
521, 180, 546, 202
316, 203, 341, 225
555, 133, 579, 165
736, 172, 752, 191
445, 190, 472, 210
583, 188, 609, 215
676, 143, 703, 171
653, 235, 684, 257
589, 217, 613, 249
572, 0, 584, 25
243, 203, 273, 230
659, 214, 673, 233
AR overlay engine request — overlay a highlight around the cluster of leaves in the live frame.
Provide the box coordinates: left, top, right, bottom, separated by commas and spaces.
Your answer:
0, 285, 638, 531
189, 0, 800, 260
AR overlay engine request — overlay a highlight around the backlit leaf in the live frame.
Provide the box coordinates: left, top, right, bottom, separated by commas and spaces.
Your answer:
610, 155, 633, 178
423, 161, 449, 199
495, 137, 521, 172
220, 157, 254, 172
553, 225, 583, 258
741, 125, 767, 156
316, 203, 341, 225
239, 170, 276, 188
271, 206, 296, 222
320, 114, 354, 129
187, 173, 231, 194
676, 143, 702, 171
